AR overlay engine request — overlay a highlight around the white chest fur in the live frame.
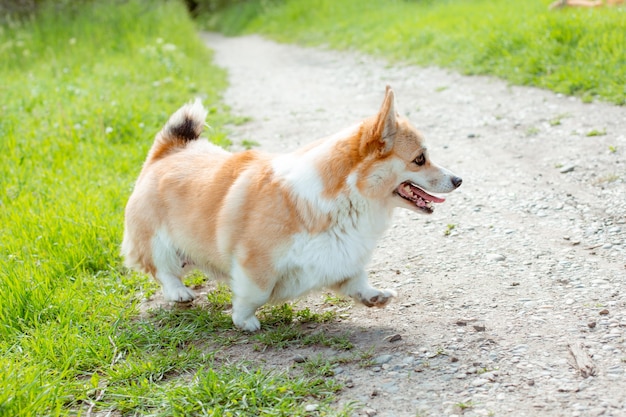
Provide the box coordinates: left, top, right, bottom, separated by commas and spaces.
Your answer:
272, 196, 392, 301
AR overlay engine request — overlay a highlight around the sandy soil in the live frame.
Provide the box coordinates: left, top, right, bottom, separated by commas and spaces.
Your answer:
190, 33, 626, 417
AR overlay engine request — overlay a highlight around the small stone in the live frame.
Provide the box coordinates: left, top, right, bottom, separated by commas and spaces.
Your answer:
487, 253, 506, 262
599, 309, 609, 316
305, 404, 319, 412
370, 389, 379, 397
345, 379, 354, 388
362, 407, 377, 417
387, 333, 402, 343
473, 324, 486, 332
293, 355, 307, 363
527, 379, 535, 386
472, 378, 489, 387
560, 164, 575, 174
373, 354, 393, 365
450, 356, 459, 363
588, 321, 597, 328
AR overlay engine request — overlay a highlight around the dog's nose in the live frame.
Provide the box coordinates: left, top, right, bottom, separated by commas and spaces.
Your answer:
451, 176, 462, 188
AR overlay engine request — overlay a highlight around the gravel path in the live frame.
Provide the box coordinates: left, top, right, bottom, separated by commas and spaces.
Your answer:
201, 33, 626, 417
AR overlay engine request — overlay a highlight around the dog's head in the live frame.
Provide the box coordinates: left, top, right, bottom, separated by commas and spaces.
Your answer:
357, 86, 462, 214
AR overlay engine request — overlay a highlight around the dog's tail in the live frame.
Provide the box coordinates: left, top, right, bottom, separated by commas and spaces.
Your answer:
147, 99, 208, 163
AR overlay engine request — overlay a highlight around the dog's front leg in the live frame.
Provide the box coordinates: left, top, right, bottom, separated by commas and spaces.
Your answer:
332, 271, 397, 307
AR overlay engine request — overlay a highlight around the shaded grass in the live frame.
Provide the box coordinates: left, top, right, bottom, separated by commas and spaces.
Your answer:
204, 0, 626, 104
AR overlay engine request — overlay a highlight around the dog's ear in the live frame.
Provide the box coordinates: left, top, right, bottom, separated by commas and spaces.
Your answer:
372, 85, 398, 153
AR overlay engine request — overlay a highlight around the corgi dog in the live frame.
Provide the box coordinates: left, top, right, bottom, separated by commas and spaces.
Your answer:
122, 86, 462, 331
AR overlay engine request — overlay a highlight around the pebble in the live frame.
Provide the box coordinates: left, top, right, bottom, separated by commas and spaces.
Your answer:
293, 355, 307, 363
472, 378, 489, 387
373, 354, 393, 365
387, 333, 402, 342
362, 407, 377, 417
486, 253, 506, 262
305, 404, 319, 412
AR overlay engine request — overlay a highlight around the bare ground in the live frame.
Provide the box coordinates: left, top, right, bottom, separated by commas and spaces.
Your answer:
173, 33, 626, 416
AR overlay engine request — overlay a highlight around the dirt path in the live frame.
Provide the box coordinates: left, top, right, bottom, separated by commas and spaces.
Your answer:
200, 33, 626, 417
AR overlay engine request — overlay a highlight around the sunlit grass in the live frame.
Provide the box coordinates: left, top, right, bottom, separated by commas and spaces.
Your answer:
205, 0, 626, 104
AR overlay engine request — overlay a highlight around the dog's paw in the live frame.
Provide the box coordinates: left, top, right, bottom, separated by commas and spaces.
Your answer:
359, 288, 397, 308
163, 285, 196, 303
232, 314, 261, 332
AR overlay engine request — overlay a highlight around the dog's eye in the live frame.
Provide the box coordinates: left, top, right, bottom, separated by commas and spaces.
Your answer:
414, 154, 426, 166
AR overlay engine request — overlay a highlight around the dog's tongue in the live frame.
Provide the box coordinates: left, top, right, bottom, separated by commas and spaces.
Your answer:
410, 183, 445, 203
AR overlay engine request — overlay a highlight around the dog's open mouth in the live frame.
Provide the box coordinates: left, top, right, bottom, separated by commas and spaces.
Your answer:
395, 181, 445, 213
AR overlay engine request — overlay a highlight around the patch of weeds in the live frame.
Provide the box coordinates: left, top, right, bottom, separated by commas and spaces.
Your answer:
581, 94, 595, 104
107, 345, 210, 386
525, 126, 540, 136
228, 115, 253, 126
208, 130, 233, 148
476, 366, 496, 375
608, 145, 618, 153
354, 348, 377, 368
183, 271, 208, 288
241, 139, 261, 149
250, 303, 351, 350
323, 293, 353, 308
303, 332, 353, 350
586, 129, 606, 137
549, 113, 568, 126
456, 401, 474, 411
119, 306, 233, 351
142, 283, 159, 300
296, 307, 336, 324
444, 223, 456, 236
259, 303, 337, 326
160, 361, 342, 416
205, 283, 233, 313
435, 85, 448, 92
259, 303, 297, 326
252, 323, 353, 351
301, 356, 337, 377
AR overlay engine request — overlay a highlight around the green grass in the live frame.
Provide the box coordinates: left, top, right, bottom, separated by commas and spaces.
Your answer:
0, 1, 350, 415
205, 0, 626, 105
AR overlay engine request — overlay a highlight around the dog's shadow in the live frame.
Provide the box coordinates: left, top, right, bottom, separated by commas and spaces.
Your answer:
131, 282, 415, 367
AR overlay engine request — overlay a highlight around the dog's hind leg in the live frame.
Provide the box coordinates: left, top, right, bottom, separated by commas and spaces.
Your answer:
333, 271, 397, 307
152, 229, 196, 302
230, 261, 271, 332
